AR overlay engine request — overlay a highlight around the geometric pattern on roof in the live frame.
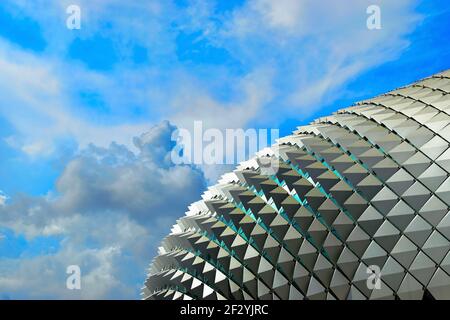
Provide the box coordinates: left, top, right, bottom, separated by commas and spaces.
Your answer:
142, 69, 450, 300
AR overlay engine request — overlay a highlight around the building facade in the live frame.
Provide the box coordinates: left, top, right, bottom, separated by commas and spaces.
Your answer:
143, 70, 450, 300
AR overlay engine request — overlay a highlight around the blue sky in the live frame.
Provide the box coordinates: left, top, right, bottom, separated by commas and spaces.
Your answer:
0, 0, 449, 299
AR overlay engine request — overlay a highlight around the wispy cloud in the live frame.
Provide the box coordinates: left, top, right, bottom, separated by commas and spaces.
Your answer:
0, 0, 422, 156
0, 191, 6, 206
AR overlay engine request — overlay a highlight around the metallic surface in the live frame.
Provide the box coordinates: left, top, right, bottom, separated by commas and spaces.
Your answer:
143, 70, 450, 300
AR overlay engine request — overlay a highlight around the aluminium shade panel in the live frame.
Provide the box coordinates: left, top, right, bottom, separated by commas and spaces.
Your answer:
143, 69, 450, 300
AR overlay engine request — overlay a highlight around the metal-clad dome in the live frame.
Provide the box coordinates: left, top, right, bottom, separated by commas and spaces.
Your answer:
143, 70, 450, 300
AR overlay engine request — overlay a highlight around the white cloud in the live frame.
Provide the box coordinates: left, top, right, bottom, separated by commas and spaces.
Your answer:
254, 0, 304, 30
43, 1, 416, 134
0, 240, 136, 299
0, 0, 422, 160
167, 68, 275, 141
0, 3, 270, 160
0, 39, 152, 156
0, 122, 206, 298
0, 0, 425, 299
0, 191, 7, 206
214, 0, 422, 118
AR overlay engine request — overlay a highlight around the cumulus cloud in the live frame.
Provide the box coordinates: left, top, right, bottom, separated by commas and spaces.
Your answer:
0, 121, 206, 299
0, 240, 136, 299
0, 0, 425, 299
